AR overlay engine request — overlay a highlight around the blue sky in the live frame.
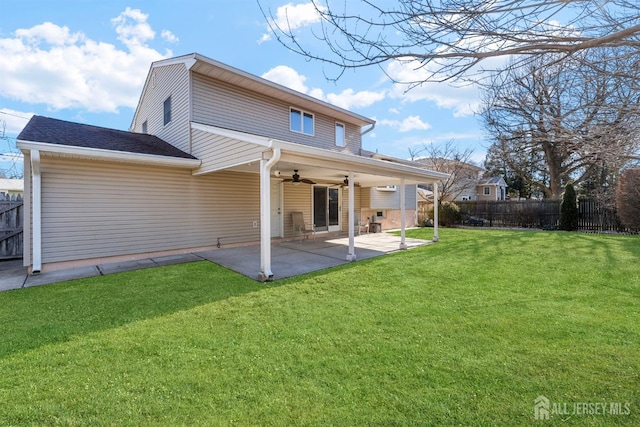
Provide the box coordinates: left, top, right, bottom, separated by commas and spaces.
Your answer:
0, 0, 489, 177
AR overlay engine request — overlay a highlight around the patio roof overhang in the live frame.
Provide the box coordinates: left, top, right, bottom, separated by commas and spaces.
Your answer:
190, 122, 449, 186
191, 122, 444, 282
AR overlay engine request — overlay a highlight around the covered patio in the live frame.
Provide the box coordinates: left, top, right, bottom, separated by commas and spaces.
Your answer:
191, 123, 449, 281
196, 232, 431, 281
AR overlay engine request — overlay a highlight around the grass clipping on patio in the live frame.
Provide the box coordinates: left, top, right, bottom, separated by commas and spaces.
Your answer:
0, 229, 638, 425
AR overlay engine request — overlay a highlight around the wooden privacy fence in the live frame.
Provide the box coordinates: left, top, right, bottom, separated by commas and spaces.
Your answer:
0, 193, 23, 259
445, 198, 625, 232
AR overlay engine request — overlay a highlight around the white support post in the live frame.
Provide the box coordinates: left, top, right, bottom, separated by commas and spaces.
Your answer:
31, 150, 42, 274
346, 170, 356, 261
259, 148, 280, 281
399, 177, 407, 250
433, 181, 439, 242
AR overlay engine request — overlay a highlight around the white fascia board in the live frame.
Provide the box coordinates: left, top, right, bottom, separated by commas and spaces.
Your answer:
271, 139, 450, 181
17, 140, 201, 169
191, 122, 449, 182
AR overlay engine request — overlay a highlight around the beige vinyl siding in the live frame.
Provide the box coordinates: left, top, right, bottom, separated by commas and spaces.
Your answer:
282, 183, 312, 238
132, 63, 191, 153
192, 73, 361, 155
38, 157, 260, 264
191, 129, 264, 174
369, 185, 417, 209
340, 187, 362, 231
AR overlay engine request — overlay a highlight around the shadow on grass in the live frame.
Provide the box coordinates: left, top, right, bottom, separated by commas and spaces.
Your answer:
0, 261, 269, 359
0, 256, 377, 360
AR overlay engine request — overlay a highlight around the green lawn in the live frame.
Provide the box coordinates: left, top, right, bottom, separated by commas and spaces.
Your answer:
0, 229, 638, 426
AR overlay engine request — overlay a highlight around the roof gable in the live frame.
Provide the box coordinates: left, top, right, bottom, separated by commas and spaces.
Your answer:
147, 53, 376, 128
18, 116, 196, 159
478, 176, 507, 186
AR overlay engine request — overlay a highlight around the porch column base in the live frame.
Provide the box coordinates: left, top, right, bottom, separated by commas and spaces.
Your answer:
432, 236, 439, 243
399, 243, 408, 250
346, 253, 357, 261
258, 272, 274, 282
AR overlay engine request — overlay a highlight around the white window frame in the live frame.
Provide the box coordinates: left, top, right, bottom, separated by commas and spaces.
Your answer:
484, 186, 490, 195
290, 107, 314, 136
335, 122, 345, 146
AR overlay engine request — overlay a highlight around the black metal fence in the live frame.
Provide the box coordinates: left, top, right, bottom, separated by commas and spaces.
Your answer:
451, 198, 626, 232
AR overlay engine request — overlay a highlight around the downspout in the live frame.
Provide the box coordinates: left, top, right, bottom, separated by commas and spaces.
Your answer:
433, 181, 439, 242
399, 177, 407, 250
31, 150, 42, 274
259, 146, 281, 282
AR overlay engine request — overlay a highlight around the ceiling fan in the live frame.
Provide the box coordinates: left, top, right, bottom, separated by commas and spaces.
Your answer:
282, 169, 316, 185
341, 176, 360, 187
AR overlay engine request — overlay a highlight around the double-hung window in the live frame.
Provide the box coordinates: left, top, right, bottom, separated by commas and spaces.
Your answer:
290, 108, 313, 135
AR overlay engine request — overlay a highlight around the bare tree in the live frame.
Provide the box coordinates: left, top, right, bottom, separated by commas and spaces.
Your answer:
616, 168, 640, 231
410, 140, 477, 202
481, 50, 640, 199
259, 0, 640, 83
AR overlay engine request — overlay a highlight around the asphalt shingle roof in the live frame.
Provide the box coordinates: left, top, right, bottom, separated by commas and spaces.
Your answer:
18, 116, 197, 160
478, 176, 505, 185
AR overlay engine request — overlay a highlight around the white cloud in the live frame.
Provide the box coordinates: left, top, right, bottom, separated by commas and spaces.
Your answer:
0, 8, 174, 113
262, 65, 309, 93
15, 22, 84, 45
161, 30, 179, 43
379, 115, 432, 132
386, 59, 481, 117
262, 65, 386, 110
325, 89, 386, 110
111, 7, 155, 48
260, 2, 325, 43
0, 109, 35, 135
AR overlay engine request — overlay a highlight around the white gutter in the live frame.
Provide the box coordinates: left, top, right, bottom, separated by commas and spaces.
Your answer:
259, 146, 281, 282
31, 150, 42, 274
16, 140, 202, 169
360, 122, 376, 137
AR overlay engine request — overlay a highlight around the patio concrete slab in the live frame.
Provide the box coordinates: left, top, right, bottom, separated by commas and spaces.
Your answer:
199, 233, 431, 281
23, 266, 100, 288
0, 233, 432, 291
0, 259, 28, 291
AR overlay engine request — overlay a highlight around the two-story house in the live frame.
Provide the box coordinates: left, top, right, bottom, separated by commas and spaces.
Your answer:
17, 53, 447, 280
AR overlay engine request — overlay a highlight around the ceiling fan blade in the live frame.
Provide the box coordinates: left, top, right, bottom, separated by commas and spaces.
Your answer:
301, 178, 316, 185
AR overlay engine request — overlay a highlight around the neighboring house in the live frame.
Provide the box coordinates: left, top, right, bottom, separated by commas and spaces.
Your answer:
477, 176, 508, 201
0, 179, 23, 197
414, 158, 484, 202
17, 53, 448, 280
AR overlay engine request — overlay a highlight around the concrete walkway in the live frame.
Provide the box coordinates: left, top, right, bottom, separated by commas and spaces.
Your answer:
0, 233, 431, 291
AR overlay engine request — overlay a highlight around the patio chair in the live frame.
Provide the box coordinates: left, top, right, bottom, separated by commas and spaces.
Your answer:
357, 217, 370, 235
291, 211, 315, 241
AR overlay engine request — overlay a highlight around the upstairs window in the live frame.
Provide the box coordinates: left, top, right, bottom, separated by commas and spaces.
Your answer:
163, 96, 172, 125
335, 122, 345, 146
141, 120, 148, 134
290, 108, 313, 135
